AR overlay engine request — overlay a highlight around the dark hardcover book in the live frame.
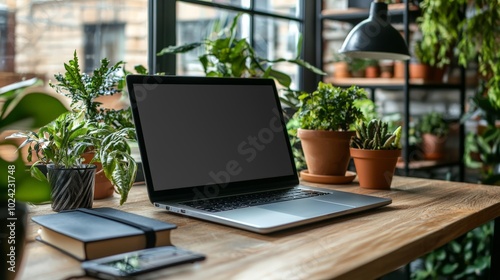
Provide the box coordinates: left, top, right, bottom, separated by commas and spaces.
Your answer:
31, 207, 177, 260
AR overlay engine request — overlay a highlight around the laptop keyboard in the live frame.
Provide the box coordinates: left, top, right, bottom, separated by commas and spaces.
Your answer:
181, 188, 329, 213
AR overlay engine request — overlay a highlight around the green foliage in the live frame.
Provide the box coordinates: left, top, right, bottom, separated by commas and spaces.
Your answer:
350, 119, 402, 150
50, 51, 125, 122
463, 86, 500, 185
286, 117, 306, 171
350, 58, 376, 72
90, 125, 138, 205
415, 112, 449, 138
0, 78, 68, 203
157, 13, 325, 109
419, 0, 500, 107
412, 222, 493, 280
8, 52, 138, 205
295, 82, 367, 131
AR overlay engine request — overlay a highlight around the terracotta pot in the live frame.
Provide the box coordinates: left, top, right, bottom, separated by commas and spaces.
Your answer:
409, 62, 431, 80
351, 69, 365, 78
431, 66, 446, 83
298, 129, 355, 176
393, 61, 405, 79
365, 66, 380, 78
333, 62, 351, 79
82, 152, 115, 199
421, 133, 446, 160
350, 148, 401, 190
379, 63, 394, 78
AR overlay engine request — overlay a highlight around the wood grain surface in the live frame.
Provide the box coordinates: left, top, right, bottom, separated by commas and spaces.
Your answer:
16, 176, 500, 280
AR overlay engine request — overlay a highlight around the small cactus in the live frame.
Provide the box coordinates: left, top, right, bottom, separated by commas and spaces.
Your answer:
350, 119, 402, 150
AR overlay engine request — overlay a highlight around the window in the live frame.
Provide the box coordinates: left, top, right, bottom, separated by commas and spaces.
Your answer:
0, 5, 13, 72
151, 0, 310, 90
84, 23, 125, 73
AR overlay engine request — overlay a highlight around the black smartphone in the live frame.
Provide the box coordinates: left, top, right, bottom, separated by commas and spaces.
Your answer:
81, 246, 206, 279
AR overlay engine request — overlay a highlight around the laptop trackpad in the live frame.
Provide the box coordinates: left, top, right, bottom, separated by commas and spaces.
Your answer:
259, 199, 353, 218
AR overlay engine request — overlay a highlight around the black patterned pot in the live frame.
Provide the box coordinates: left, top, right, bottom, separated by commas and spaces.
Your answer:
47, 164, 96, 212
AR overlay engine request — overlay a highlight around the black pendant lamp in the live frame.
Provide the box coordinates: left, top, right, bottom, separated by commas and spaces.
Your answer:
339, 0, 410, 60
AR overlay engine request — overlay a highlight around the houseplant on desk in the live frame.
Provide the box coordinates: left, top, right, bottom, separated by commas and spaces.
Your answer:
295, 82, 367, 183
50, 51, 137, 199
9, 111, 137, 211
8, 52, 138, 210
350, 119, 402, 189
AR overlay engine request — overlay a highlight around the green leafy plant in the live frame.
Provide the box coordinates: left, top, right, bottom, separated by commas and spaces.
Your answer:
157, 13, 325, 109
415, 112, 449, 138
51, 51, 134, 130
349, 58, 373, 73
0, 78, 68, 203
295, 82, 368, 131
412, 222, 493, 280
350, 119, 402, 150
10, 112, 92, 171
8, 52, 138, 205
9, 113, 137, 206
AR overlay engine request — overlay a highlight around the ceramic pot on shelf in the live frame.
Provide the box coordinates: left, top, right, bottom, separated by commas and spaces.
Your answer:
421, 133, 446, 160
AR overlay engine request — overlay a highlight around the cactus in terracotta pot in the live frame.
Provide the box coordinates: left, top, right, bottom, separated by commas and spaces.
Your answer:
350, 119, 402, 189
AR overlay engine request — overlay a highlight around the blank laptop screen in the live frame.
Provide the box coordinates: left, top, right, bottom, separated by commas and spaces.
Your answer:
132, 82, 295, 191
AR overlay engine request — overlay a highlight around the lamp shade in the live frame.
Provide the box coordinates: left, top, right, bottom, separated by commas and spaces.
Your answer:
339, 1, 410, 60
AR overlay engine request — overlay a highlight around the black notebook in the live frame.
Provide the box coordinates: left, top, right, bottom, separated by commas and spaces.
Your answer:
31, 208, 177, 260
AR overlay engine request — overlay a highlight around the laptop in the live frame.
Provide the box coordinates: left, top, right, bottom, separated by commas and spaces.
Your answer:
126, 75, 391, 234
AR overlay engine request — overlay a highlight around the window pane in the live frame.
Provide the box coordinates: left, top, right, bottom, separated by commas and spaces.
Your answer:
254, 0, 301, 18
0, 0, 148, 87
254, 15, 300, 89
176, 2, 243, 76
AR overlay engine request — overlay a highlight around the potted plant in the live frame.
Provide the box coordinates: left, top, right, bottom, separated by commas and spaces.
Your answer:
409, 39, 432, 80
1, 78, 68, 280
349, 58, 367, 78
9, 110, 137, 211
7, 52, 138, 210
48, 51, 137, 199
364, 59, 380, 78
415, 112, 449, 160
295, 82, 367, 179
350, 119, 402, 189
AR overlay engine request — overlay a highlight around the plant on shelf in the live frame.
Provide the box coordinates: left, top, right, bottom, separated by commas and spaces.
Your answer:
415, 112, 449, 160
8, 52, 138, 209
330, 53, 351, 79
415, 0, 500, 279
157, 13, 325, 110
349, 58, 369, 78
294, 82, 367, 178
409, 38, 432, 80
364, 59, 380, 78
463, 88, 500, 185
1, 78, 68, 280
350, 119, 402, 189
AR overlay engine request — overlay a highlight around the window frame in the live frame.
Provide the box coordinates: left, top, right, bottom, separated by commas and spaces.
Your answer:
148, 0, 318, 92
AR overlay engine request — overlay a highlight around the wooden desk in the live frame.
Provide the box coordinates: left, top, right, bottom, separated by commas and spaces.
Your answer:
17, 176, 500, 280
